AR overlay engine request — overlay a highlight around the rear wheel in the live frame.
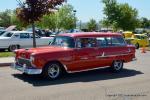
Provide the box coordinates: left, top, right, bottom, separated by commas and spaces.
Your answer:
110, 60, 123, 72
42, 62, 63, 80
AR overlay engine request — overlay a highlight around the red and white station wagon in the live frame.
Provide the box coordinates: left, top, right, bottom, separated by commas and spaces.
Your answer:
11, 32, 136, 80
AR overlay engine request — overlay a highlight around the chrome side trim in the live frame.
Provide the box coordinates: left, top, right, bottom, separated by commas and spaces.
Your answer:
67, 66, 110, 73
96, 53, 133, 58
63, 64, 68, 71
80, 57, 88, 60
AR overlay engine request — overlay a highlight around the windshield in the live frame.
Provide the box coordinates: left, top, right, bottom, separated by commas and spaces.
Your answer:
135, 35, 147, 39
0, 31, 6, 36
2, 32, 13, 37
51, 36, 75, 48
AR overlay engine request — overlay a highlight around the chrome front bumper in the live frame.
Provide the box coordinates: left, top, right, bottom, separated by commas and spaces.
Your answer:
11, 63, 42, 75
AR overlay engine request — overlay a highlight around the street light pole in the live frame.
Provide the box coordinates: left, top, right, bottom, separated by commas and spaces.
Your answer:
73, 10, 77, 29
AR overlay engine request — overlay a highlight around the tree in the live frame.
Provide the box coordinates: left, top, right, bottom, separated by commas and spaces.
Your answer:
57, 4, 77, 30
140, 17, 150, 29
36, 4, 77, 31
16, 0, 65, 47
0, 10, 12, 27
36, 13, 57, 31
100, 19, 111, 29
117, 3, 139, 31
87, 19, 97, 31
11, 10, 25, 30
102, 0, 139, 31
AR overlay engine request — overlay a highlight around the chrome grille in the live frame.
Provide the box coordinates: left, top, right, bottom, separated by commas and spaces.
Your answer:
18, 58, 32, 67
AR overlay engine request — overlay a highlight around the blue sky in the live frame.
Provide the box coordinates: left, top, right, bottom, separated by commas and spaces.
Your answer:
0, 0, 150, 22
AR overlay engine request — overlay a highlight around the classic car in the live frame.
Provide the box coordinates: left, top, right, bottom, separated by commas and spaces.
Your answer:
11, 32, 136, 80
125, 34, 149, 49
0, 31, 53, 51
122, 31, 133, 38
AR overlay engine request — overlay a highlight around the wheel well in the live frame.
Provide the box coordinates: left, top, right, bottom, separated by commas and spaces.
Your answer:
17, 45, 20, 49
43, 60, 67, 72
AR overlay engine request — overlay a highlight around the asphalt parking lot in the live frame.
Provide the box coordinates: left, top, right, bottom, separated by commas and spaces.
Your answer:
0, 50, 150, 100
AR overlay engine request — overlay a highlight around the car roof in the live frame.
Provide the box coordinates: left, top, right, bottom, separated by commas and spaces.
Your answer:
58, 32, 122, 38
134, 34, 147, 36
8, 31, 32, 33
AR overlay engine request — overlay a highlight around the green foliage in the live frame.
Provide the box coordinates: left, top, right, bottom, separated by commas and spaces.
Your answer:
36, 13, 57, 31
0, 10, 24, 30
0, 52, 14, 58
36, 4, 77, 31
16, 0, 65, 25
0, 10, 12, 27
100, 19, 111, 28
102, 0, 139, 31
57, 4, 77, 30
11, 10, 25, 30
140, 17, 150, 28
87, 19, 97, 31
16, 0, 65, 48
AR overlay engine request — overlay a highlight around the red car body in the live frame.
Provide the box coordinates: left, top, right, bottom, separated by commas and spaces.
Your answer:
11, 32, 136, 79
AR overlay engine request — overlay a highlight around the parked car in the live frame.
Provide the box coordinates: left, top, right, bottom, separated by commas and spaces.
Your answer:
0, 31, 53, 51
125, 34, 149, 49
122, 31, 133, 38
11, 32, 136, 80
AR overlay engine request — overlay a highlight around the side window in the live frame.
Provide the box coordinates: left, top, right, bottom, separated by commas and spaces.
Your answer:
13, 34, 20, 38
97, 36, 126, 48
76, 38, 97, 48
97, 37, 107, 47
29, 33, 40, 38
111, 37, 126, 46
20, 33, 30, 39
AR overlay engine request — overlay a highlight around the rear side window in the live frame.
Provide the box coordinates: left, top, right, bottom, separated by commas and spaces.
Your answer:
97, 37, 107, 47
20, 33, 30, 39
111, 37, 126, 46
97, 36, 126, 47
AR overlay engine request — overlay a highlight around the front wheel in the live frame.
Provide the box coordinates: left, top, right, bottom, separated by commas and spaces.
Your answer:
42, 62, 63, 80
8, 45, 19, 52
110, 60, 123, 72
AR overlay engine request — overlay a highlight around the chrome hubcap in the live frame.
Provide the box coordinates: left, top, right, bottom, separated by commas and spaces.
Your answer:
10, 45, 17, 51
48, 64, 60, 79
114, 61, 123, 70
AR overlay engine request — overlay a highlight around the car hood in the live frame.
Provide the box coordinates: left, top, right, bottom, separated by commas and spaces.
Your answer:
20, 46, 70, 54
32, 46, 69, 53
17, 46, 71, 59
0, 36, 11, 39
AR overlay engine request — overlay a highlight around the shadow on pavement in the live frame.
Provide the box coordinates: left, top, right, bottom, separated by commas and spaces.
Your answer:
12, 68, 143, 87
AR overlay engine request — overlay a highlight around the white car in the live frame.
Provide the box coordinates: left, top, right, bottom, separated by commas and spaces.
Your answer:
0, 31, 53, 51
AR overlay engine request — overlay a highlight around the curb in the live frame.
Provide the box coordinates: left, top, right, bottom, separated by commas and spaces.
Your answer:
0, 63, 12, 67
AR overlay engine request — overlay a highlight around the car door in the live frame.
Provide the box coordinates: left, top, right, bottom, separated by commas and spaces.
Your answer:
19, 33, 32, 48
96, 37, 113, 66
36, 37, 51, 47
69, 38, 99, 72
29, 34, 52, 47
